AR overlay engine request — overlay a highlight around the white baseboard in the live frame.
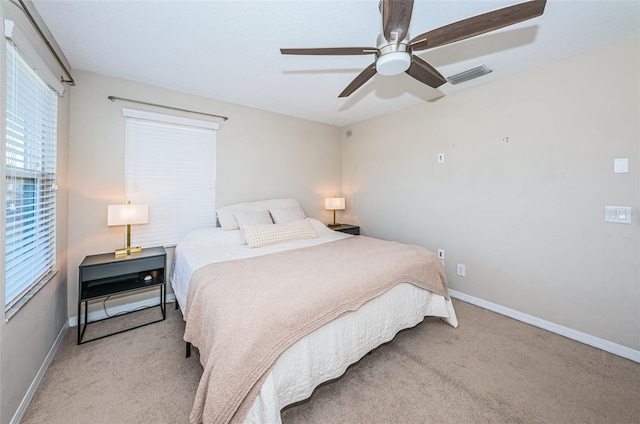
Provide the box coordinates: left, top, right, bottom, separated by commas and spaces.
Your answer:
448, 289, 640, 364
68, 293, 176, 327
11, 321, 68, 424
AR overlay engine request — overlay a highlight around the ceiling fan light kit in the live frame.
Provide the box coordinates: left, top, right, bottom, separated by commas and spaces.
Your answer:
281, 0, 546, 97
376, 51, 411, 76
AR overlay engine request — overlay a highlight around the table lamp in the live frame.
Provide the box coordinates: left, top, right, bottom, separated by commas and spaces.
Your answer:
324, 197, 345, 228
107, 201, 149, 256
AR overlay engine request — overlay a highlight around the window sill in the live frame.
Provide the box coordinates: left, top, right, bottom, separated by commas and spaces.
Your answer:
5, 270, 59, 322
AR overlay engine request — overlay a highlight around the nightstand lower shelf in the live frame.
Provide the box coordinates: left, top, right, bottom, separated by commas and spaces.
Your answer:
77, 286, 166, 345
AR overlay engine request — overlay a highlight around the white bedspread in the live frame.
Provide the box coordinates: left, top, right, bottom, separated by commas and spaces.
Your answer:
171, 218, 458, 424
172, 219, 352, 310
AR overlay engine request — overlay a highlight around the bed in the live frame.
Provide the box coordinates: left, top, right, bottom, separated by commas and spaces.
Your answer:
171, 199, 458, 424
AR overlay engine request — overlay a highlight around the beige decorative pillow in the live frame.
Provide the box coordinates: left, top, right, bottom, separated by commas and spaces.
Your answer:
242, 219, 318, 249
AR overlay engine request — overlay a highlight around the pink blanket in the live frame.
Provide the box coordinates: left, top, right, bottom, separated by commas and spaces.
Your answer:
183, 236, 449, 423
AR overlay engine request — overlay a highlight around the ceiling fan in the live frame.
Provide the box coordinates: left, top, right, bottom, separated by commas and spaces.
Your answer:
281, 0, 547, 98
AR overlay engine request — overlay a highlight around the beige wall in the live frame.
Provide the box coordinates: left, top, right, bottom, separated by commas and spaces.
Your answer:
342, 37, 640, 351
67, 70, 342, 317
0, 2, 70, 422
0, 7, 636, 421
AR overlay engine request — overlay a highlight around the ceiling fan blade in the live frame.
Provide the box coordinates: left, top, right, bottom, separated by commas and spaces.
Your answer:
382, 0, 414, 42
339, 63, 377, 98
410, 0, 547, 51
280, 47, 377, 56
405, 55, 447, 89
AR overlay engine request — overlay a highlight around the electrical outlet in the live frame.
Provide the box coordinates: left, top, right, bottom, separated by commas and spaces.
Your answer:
438, 249, 445, 260
437, 153, 445, 163
456, 263, 466, 277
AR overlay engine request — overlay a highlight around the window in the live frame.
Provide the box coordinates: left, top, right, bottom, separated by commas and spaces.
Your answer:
4, 38, 59, 314
123, 109, 218, 248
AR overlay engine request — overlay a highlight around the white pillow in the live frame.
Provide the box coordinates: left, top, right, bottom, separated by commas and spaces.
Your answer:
269, 206, 306, 224
242, 219, 318, 249
234, 210, 274, 244
217, 199, 302, 231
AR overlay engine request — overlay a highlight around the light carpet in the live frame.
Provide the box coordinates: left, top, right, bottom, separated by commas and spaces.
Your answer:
21, 299, 640, 423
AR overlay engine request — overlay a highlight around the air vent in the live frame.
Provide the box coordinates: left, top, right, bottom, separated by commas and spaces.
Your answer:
447, 65, 492, 85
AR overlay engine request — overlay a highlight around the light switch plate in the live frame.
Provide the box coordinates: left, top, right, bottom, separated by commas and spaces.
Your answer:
604, 206, 632, 224
614, 158, 629, 174
437, 153, 445, 163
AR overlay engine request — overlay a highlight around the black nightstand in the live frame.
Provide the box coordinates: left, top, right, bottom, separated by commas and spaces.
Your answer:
330, 224, 360, 235
77, 247, 166, 344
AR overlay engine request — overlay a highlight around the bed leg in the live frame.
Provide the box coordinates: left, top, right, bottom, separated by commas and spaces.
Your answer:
186, 342, 191, 358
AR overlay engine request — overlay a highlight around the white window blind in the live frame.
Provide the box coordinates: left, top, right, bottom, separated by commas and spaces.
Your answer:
3, 19, 64, 96
5, 39, 58, 311
124, 110, 217, 248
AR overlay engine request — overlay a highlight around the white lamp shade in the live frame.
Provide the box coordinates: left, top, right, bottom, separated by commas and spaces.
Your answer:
107, 204, 149, 226
324, 197, 346, 211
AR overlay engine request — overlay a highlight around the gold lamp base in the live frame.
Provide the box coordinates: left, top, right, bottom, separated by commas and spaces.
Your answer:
114, 246, 143, 256
326, 209, 341, 228
114, 223, 143, 256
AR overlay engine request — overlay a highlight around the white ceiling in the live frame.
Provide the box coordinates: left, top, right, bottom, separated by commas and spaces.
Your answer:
31, 0, 639, 127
